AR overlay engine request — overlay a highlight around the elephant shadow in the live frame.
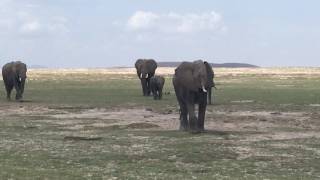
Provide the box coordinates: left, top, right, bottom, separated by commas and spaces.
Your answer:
184, 129, 231, 136
5, 99, 34, 103
191, 129, 262, 137
18, 99, 33, 103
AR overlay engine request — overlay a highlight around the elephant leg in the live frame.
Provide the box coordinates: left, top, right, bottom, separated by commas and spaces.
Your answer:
180, 106, 189, 130
4, 83, 13, 100
14, 83, 22, 101
159, 88, 163, 100
186, 102, 197, 131
152, 88, 157, 100
173, 82, 188, 130
156, 90, 160, 100
179, 102, 188, 131
186, 92, 197, 131
198, 92, 207, 131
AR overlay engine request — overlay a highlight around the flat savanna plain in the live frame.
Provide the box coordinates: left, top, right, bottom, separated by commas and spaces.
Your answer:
1, 67, 320, 179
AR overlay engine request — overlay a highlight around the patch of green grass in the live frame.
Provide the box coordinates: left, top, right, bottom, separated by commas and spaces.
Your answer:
2, 72, 320, 111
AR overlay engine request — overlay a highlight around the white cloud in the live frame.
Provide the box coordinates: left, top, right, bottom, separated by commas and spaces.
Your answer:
18, 14, 69, 36
127, 11, 158, 30
0, 1, 69, 36
20, 20, 41, 33
127, 11, 226, 34
47, 16, 69, 34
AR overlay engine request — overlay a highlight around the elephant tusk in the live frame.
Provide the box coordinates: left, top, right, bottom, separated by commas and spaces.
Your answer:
202, 86, 207, 92
140, 73, 143, 78
19, 77, 22, 82
146, 74, 149, 78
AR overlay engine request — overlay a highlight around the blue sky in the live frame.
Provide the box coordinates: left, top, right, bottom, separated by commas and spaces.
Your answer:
0, 0, 319, 67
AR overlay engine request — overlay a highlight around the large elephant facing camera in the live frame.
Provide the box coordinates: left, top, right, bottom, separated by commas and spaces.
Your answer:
173, 60, 214, 132
2, 61, 27, 101
135, 59, 157, 96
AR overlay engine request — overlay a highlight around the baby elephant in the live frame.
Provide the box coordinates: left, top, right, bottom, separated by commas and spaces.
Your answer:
150, 76, 165, 100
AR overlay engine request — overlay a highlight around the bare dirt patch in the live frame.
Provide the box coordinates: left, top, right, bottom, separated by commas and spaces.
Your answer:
1, 104, 319, 142
0, 104, 320, 145
49, 108, 179, 130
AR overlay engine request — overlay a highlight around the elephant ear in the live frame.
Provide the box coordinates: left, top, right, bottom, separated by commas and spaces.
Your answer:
146, 59, 157, 73
135, 59, 144, 69
204, 61, 214, 87
135, 59, 144, 78
192, 60, 208, 89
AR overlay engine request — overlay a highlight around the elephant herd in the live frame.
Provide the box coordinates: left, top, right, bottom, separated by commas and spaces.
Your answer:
2, 59, 216, 133
135, 59, 216, 132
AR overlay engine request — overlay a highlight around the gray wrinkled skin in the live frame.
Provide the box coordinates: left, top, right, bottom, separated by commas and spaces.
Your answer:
173, 60, 213, 132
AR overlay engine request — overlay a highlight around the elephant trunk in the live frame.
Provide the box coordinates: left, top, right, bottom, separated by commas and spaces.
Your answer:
20, 79, 25, 95
140, 78, 148, 96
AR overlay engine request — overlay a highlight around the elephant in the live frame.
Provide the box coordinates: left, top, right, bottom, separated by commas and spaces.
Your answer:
205, 62, 216, 105
2, 61, 27, 101
150, 75, 165, 100
172, 60, 214, 132
135, 59, 157, 96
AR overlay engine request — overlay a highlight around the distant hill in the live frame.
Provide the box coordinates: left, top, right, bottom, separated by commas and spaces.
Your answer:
157, 62, 259, 68
29, 65, 48, 69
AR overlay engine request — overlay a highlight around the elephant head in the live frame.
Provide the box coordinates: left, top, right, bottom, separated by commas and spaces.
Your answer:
13, 61, 27, 84
173, 60, 212, 132
135, 59, 157, 96
174, 60, 209, 93
2, 61, 27, 101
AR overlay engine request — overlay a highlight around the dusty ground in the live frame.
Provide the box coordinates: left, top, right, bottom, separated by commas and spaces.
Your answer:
2, 102, 319, 142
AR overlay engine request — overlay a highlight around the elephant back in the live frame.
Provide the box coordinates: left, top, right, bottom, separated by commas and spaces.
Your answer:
2, 62, 14, 76
158, 76, 165, 86
2, 61, 27, 74
153, 75, 165, 86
